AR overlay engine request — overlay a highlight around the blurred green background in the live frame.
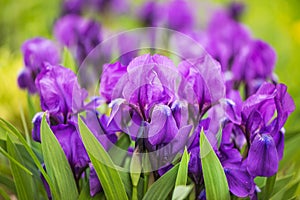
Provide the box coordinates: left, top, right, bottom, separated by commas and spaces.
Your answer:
0, 0, 300, 197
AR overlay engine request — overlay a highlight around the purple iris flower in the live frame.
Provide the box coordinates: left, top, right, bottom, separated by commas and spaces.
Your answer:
33, 64, 114, 183
54, 15, 102, 65
17, 38, 60, 93
242, 83, 294, 177
221, 82, 294, 180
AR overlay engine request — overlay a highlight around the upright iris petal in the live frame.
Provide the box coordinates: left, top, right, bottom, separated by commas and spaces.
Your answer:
247, 134, 278, 177
223, 162, 254, 198
35, 64, 87, 116
100, 62, 127, 102
178, 55, 225, 114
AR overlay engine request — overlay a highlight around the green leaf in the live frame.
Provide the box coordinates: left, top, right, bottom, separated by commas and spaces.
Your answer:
0, 145, 32, 175
200, 129, 230, 200
78, 117, 128, 200
271, 179, 300, 200
62, 47, 77, 72
272, 174, 294, 197
175, 148, 190, 186
261, 173, 276, 199
6, 136, 35, 200
27, 92, 36, 121
0, 173, 16, 193
143, 164, 179, 200
130, 151, 141, 187
41, 115, 78, 200
130, 151, 141, 200
172, 185, 193, 200
0, 118, 57, 199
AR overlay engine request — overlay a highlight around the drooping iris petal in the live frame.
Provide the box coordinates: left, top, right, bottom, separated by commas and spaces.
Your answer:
274, 84, 295, 130
84, 111, 118, 150
32, 112, 44, 142
148, 105, 178, 146
247, 134, 278, 177
273, 128, 285, 160
52, 123, 89, 175
223, 162, 254, 198
17, 68, 37, 93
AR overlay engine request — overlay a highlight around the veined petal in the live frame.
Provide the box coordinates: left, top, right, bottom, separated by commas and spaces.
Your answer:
247, 134, 278, 177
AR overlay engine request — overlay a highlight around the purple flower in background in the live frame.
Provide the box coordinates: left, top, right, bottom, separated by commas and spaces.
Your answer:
54, 15, 102, 65
89, 0, 128, 13
17, 38, 60, 93
166, 0, 195, 32
232, 40, 276, 96
228, 2, 245, 21
62, 0, 83, 15
138, 1, 163, 27
205, 10, 251, 72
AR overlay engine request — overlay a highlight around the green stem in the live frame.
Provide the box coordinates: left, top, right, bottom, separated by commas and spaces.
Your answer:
143, 173, 149, 196
132, 186, 138, 200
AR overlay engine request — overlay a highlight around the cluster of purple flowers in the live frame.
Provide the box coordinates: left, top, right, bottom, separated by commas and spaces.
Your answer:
16, 0, 295, 199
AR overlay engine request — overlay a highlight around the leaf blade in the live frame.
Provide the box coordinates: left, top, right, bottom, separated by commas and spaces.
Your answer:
200, 129, 230, 200
41, 115, 78, 200
78, 117, 128, 200
143, 164, 179, 200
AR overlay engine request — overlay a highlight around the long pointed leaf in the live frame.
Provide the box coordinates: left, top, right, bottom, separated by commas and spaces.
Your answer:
78, 117, 128, 200
143, 164, 179, 200
175, 148, 190, 186
200, 129, 230, 200
41, 115, 78, 199
6, 136, 35, 200
0, 118, 58, 199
